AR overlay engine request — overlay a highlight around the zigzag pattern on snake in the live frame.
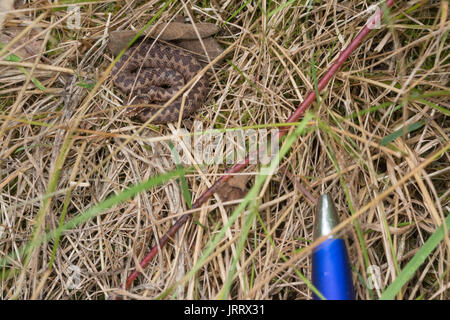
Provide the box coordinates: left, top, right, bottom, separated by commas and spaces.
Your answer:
112, 39, 208, 124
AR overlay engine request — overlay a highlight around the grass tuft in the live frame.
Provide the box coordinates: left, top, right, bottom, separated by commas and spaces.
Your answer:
0, 0, 448, 300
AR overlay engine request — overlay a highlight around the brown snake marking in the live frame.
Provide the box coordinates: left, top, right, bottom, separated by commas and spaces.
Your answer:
112, 39, 208, 124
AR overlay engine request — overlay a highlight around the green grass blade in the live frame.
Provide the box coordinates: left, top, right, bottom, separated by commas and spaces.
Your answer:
156, 112, 314, 299
220, 112, 313, 298
0, 167, 192, 272
381, 121, 425, 146
223, 0, 252, 25
346, 102, 399, 119
380, 213, 450, 300
267, 0, 296, 18
168, 141, 192, 209
0, 42, 47, 91
227, 60, 263, 95
414, 98, 450, 116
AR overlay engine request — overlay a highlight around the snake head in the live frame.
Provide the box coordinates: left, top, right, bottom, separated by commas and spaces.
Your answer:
124, 105, 142, 118
124, 97, 154, 121
125, 102, 165, 124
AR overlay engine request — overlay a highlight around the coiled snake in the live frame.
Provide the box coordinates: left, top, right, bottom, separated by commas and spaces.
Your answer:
112, 39, 208, 124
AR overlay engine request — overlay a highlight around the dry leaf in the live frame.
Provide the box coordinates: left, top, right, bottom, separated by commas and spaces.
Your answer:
216, 175, 251, 203
108, 22, 222, 60
107, 31, 137, 56
0, 27, 44, 59
174, 37, 225, 66
151, 22, 219, 40
0, 1, 44, 59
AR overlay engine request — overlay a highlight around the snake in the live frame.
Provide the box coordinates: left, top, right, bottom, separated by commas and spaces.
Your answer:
112, 39, 208, 124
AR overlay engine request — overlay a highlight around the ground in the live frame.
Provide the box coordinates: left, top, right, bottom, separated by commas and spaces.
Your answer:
0, 0, 449, 300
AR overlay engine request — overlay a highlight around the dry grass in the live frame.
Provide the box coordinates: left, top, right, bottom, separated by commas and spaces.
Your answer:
0, 0, 449, 300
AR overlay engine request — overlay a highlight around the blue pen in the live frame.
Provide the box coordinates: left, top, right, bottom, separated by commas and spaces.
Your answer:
312, 194, 355, 300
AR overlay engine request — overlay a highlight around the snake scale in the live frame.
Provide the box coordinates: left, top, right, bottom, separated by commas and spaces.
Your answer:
112, 39, 208, 124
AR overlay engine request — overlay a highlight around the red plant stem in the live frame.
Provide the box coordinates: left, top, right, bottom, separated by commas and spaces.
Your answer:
125, 0, 395, 289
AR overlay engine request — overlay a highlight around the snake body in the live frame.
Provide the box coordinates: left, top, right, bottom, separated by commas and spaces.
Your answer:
112, 39, 208, 124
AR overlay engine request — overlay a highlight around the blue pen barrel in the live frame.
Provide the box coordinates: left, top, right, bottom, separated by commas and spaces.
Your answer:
312, 238, 355, 300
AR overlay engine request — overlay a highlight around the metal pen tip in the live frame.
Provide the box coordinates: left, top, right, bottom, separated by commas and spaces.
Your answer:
313, 194, 340, 240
